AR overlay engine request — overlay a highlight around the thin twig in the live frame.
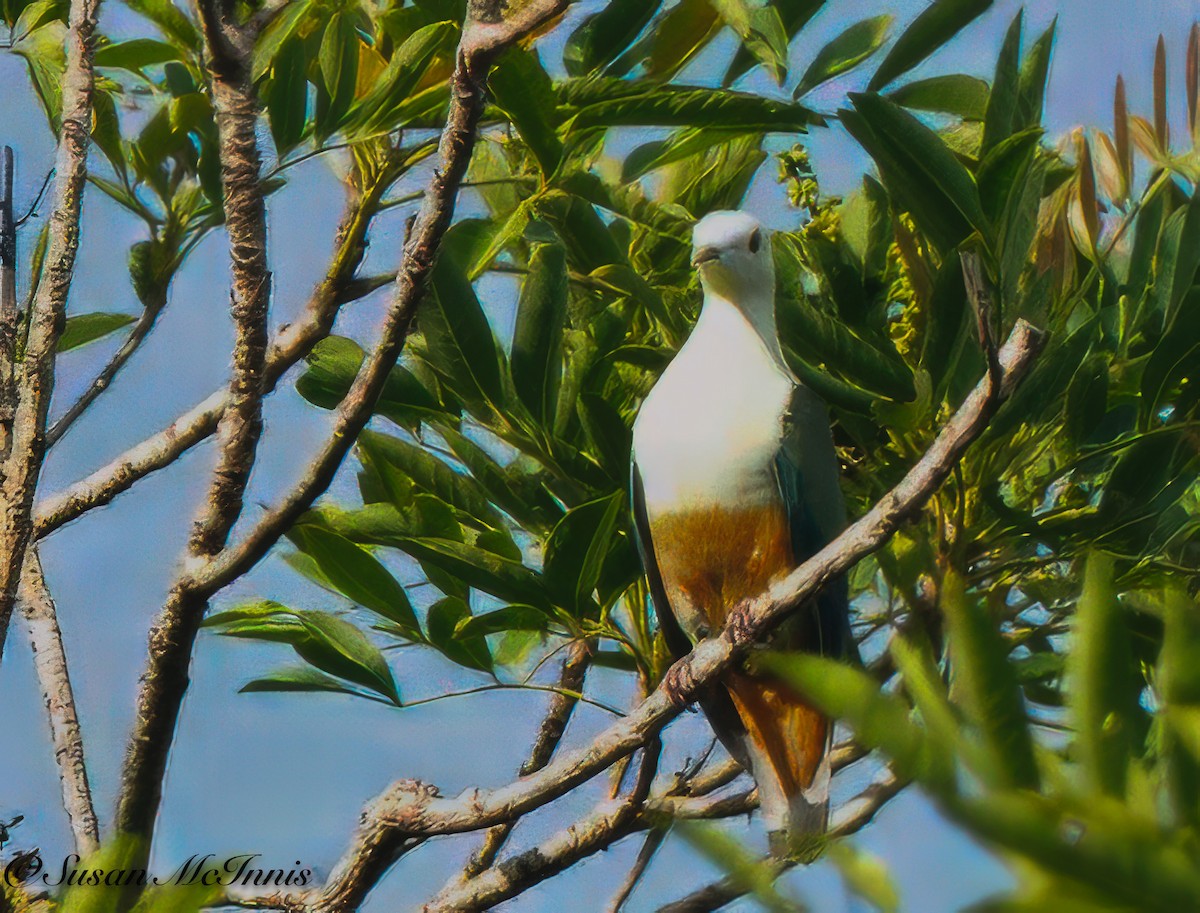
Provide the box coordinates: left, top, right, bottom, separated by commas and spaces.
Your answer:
46, 294, 164, 446
19, 547, 100, 856
461, 641, 592, 879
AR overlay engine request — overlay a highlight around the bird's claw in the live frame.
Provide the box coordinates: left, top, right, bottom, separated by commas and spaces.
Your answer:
724, 599, 757, 644
662, 661, 699, 710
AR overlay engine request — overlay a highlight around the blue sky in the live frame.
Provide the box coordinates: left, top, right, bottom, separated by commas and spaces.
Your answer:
1, 2, 1196, 911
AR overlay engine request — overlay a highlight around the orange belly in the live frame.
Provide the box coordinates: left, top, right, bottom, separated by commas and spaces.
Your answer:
649, 504, 828, 792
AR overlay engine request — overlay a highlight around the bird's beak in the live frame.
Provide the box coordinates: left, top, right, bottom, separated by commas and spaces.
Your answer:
691, 246, 720, 267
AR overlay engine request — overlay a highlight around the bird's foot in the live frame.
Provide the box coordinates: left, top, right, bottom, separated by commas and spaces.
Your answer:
662, 661, 699, 710
723, 598, 758, 645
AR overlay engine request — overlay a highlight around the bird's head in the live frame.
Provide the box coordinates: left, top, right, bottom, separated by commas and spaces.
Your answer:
691, 210, 774, 304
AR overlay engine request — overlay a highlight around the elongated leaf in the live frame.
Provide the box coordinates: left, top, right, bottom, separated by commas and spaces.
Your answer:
794, 15, 891, 99
125, 0, 200, 50
1068, 553, 1139, 797
291, 610, 400, 704
316, 11, 359, 138
396, 537, 549, 609
286, 524, 419, 634
849, 93, 990, 244
240, 666, 377, 700
347, 21, 458, 136
887, 74, 988, 119
941, 569, 1039, 790
358, 430, 505, 532
251, 0, 313, 82
296, 335, 447, 431
94, 38, 180, 71
981, 12, 1023, 155
710, 0, 789, 85
57, 312, 135, 352
453, 604, 551, 639
426, 596, 493, 672
544, 493, 624, 614
725, 0, 825, 85
263, 38, 308, 155
489, 47, 562, 174
561, 81, 822, 132
869, 0, 993, 90
564, 0, 663, 76
512, 240, 568, 427
1016, 17, 1056, 129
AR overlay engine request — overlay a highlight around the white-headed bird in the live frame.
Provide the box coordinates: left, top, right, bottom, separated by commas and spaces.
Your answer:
630, 210, 852, 850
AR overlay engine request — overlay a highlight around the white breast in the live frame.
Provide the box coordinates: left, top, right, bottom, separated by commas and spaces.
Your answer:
632, 297, 794, 515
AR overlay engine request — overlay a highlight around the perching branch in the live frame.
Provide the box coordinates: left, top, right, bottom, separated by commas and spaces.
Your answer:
0, 0, 102, 660
296, 320, 1044, 900
113, 0, 572, 868
19, 547, 100, 857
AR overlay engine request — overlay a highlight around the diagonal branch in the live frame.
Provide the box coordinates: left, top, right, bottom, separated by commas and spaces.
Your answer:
113, 0, 571, 863
19, 547, 100, 856
0, 0, 102, 660
293, 320, 1044, 886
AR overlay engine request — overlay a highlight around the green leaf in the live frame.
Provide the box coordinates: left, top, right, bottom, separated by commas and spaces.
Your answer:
316, 11, 359, 139
941, 569, 1039, 790
489, 47, 562, 174
847, 93, 990, 246
291, 610, 401, 704
1016, 17, 1056, 129
240, 666, 377, 700
425, 596, 493, 671
124, 0, 200, 50
724, 0, 826, 85
710, 0, 790, 85
358, 430, 506, 532
285, 524, 419, 635
398, 537, 549, 609
981, 12, 1023, 155
563, 0, 663, 76
674, 822, 801, 913
251, 0, 314, 82
560, 80, 823, 132
296, 335, 446, 431
57, 312, 136, 352
886, 74, 989, 119
543, 493, 624, 614
828, 844, 900, 913
868, 0, 994, 90
1068, 553, 1141, 797
511, 239, 568, 427
453, 604, 551, 639
347, 21, 458, 136
794, 15, 892, 99
263, 38, 308, 156
419, 224, 507, 416
94, 37, 180, 71
756, 653, 934, 781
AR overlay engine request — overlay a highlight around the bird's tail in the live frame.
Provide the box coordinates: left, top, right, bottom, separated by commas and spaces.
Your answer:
725, 673, 832, 857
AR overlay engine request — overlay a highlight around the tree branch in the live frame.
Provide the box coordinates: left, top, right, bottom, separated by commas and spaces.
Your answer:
290, 320, 1044, 887
113, 0, 571, 867
19, 547, 100, 856
0, 0, 101, 659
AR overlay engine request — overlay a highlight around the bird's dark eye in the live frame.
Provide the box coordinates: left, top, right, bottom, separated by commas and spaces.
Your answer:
748, 228, 761, 253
